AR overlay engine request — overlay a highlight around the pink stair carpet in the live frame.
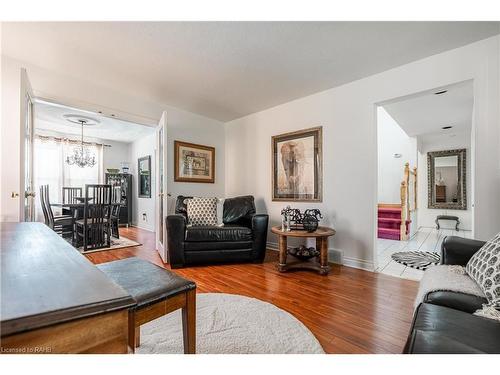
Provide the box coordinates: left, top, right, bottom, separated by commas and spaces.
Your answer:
377, 207, 402, 240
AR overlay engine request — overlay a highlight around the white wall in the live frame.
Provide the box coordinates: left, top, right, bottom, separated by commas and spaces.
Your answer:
167, 110, 226, 199
0, 55, 22, 221
0, 55, 226, 222
128, 132, 156, 231
417, 132, 473, 230
103, 140, 130, 173
377, 107, 417, 204
126, 110, 226, 232
225, 36, 500, 271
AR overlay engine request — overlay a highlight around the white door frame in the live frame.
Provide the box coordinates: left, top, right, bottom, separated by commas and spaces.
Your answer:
155, 111, 168, 262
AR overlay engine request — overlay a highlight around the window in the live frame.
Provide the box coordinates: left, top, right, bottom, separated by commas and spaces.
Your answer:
34, 136, 103, 221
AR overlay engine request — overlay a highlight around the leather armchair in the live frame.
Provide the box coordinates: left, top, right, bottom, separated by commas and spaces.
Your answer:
166, 195, 269, 268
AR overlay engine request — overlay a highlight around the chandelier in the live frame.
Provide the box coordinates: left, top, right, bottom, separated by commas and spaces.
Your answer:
65, 119, 96, 168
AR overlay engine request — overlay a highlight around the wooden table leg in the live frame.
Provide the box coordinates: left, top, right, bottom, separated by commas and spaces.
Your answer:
182, 289, 196, 354
134, 327, 141, 348
319, 236, 331, 275
128, 310, 137, 353
277, 235, 287, 272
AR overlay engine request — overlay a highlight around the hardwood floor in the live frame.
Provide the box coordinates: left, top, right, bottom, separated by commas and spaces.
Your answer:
85, 226, 419, 354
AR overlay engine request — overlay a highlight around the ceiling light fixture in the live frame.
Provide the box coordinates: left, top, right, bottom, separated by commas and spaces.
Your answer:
65, 119, 96, 168
434, 90, 448, 95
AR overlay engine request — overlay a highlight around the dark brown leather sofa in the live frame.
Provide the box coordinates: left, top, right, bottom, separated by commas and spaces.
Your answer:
166, 195, 269, 268
404, 236, 500, 354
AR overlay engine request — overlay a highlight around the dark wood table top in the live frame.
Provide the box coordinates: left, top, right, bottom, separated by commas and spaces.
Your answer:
271, 225, 336, 237
0, 222, 136, 337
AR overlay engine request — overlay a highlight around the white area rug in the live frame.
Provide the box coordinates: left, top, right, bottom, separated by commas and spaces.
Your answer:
137, 293, 325, 354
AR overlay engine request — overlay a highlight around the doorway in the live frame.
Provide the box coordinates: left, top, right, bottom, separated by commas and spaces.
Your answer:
31, 98, 167, 258
375, 80, 475, 280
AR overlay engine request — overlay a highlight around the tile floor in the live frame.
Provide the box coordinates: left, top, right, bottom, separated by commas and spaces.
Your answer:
376, 226, 472, 281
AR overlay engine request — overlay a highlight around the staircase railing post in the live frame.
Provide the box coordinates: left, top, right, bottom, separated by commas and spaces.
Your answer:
400, 181, 407, 241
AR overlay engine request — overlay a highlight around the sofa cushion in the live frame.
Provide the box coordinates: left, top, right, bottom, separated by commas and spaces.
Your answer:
466, 231, 500, 309
186, 197, 218, 226
404, 303, 500, 354
184, 241, 253, 251
223, 195, 256, 225
185, 225, 253, 242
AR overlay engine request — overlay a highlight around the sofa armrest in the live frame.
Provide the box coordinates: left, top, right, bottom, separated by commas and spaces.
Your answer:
166, 214, 187, 268
251, 214, 269, 262
441, 236, 486, 266
424, 291, 488, 314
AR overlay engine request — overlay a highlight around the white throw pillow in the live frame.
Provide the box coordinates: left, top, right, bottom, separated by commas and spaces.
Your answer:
465, 232, 500, 309
186, 197, 218, 226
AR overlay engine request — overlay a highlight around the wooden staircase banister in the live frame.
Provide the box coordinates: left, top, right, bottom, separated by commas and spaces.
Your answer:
400, 162, 417, 241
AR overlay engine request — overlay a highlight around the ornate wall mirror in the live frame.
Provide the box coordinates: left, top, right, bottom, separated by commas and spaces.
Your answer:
427, 149, 466, 210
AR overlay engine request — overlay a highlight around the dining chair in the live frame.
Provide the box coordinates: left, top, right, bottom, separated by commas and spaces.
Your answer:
39, 185, 50, 226
110, 186, 121, 239
41, 185, 73, 237
62, 187, 82, 216
75, 184, 112, 252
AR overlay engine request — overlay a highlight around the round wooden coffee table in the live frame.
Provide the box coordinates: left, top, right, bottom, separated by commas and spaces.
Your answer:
271, 225, 336, 275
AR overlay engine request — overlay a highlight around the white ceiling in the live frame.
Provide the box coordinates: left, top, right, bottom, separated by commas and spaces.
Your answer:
3, 22, 499, 121
34, 100, 155, 143
383, 80, 473, 144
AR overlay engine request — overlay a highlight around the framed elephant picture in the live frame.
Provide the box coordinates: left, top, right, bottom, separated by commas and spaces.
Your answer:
272, 126, 322, 202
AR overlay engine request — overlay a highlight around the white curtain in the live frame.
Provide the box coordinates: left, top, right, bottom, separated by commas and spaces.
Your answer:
34, 136, 103, 221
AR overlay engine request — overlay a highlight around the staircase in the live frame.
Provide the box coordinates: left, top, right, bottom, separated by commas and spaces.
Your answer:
378, 163, 417, 241
377, 207, 402, 240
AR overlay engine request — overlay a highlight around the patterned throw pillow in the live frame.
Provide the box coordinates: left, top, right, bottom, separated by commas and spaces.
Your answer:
465, 232, 500, 309
186, 197, 218, 226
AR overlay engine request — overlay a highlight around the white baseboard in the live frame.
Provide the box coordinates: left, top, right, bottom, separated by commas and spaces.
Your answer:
341, 256, 375, 272
266, 241, 375, 272
267, 241, 279, 251
131, 223, 155, 232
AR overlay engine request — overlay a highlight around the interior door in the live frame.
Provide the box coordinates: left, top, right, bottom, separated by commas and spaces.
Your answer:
155, 111, 169, 262
20, 68, 35, 221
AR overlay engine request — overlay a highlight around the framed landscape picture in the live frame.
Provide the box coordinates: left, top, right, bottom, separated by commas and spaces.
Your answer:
272, 126, 322, 201
174, 140, 215, 183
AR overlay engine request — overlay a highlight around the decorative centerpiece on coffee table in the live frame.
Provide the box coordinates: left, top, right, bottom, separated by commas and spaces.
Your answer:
280, 207, 323, 232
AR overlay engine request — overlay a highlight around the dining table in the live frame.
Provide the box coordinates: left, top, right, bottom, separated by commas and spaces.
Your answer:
51, 201, 123, 216
50, 201, 124, 246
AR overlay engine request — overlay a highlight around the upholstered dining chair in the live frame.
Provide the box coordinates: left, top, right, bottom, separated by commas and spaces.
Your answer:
75, 184, 112, 252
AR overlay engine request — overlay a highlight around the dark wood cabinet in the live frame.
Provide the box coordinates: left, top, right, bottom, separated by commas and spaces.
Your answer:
105, 173, 132, 227
435, 185, 446, 203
